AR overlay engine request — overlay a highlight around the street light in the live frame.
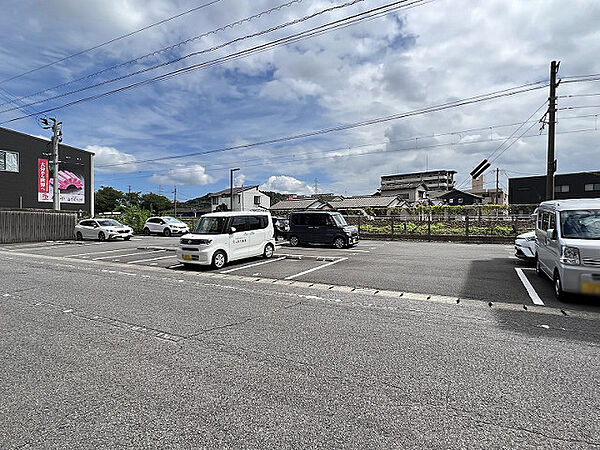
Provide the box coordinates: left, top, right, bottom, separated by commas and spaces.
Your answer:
230, 168, 240, 211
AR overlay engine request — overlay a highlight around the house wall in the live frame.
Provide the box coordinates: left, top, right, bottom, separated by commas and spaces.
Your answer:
210, 188, 271, 211
0, 128, 93, 214
508, 173, 600, 204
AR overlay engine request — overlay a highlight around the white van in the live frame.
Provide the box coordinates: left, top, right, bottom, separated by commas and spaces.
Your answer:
534, 199, 600, 299
177, 211, 275, 269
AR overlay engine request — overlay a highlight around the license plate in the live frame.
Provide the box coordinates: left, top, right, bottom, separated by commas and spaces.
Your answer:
581, 281, 600, 295
182, 254, 192, 261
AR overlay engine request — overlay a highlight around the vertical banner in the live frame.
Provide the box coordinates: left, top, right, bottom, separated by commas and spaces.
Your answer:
37, 158, 85, 204
38, 158, 51, 202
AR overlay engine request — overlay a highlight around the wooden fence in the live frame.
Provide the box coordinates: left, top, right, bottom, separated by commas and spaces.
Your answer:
0, 209, 77, 244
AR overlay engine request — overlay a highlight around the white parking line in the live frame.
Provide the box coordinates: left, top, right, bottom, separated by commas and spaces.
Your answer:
93, 250, 165, 261
284, 257, 348, 280
220, 257, 286, 274
515, 268, 545, 306
126, 254, 176, 264
64, 248, 132, 258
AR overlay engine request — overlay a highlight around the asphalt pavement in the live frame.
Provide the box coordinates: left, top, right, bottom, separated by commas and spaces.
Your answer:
1, 237, 600, 447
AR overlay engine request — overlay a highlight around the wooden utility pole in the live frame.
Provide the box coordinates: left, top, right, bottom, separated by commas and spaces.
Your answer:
546, 60, 560, 200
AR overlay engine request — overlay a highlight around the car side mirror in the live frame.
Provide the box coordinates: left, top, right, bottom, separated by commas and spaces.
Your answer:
547, 228, 557, 240
229, 226, 236, 234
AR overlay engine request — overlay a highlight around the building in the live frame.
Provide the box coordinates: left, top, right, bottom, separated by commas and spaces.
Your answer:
329, 195, 404, 214
0, 127, 94, 214
467, 175, 507, 205
438, 189, 483, 205
508, 172, 600, 204
270, 198, 332, 214
209, 185, 271, 212
380, 182, 428, 203
380, 170, 456, 195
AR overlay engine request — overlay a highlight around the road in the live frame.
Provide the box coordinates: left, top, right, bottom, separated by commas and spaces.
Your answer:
1, 239, 599, 448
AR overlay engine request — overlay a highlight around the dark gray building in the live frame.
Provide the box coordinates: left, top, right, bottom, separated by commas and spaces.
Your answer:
508, 172, 600, 204
437, 189, 483, 205
0, 127, 94, 214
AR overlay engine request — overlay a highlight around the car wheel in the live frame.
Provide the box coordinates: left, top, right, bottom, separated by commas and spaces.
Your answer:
98, 231, 106, 241
163, 228, 171, 237
333, 237, 346, 249
143, 227, 150, 236
76, 231, 83, 241
554, 271, 568, 301
123, 236, 131, 241
289, 235, 300, 247
212, 250, 227, 269
264, 243, 274, 258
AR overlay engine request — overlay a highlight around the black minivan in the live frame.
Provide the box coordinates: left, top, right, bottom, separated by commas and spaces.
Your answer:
288, 211, 359, 248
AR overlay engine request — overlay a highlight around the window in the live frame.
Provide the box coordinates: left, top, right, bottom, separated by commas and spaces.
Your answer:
555, 185, 570, 193
246, 216, 261, 231
585, 183, 600, 192
211, 196, 219, 205
237, 194, 241, 204
449, 198, 454, 204
549, 213, 556, 231
0, 150, 19, 172
458, 197, 464, 204
231, 216, 248, 232
254, 195, 261, 205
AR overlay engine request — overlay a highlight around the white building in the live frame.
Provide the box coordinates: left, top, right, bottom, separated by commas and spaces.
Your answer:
209, 185, 271, 212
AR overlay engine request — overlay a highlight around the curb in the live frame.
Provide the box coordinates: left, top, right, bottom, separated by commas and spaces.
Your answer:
137, 246, 177, 252
276, 253, 338, 262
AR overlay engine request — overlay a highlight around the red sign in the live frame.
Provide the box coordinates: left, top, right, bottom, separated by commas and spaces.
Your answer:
38, 158, 49, 193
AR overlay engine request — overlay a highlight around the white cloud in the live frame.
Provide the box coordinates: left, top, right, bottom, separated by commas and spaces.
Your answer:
234, 173, 246, 187
86, 145, 137, 173
260, 175, 314, 195
149, 164, 214, 186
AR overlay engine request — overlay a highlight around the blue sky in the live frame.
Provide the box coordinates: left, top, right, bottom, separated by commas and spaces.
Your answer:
1, 0, 600, 202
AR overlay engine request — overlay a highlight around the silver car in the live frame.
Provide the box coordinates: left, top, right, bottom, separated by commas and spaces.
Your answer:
75, 219, 133, 241
514, 231, 537, 261
535, 199, 600, 299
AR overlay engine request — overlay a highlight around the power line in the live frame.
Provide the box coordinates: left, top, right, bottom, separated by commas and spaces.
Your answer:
91, 82, 547, 169
95, 121, 600, 186
0, 0, 305, 108
0, 0, 226, 86
0, 0, 435, 124
0, 0, 369, 115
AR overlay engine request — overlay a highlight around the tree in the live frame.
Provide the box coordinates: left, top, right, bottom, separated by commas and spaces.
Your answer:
123, 191, 142, 207
95, 186, 124, 213
140, 193, 173, 213
215, 203, 228, 212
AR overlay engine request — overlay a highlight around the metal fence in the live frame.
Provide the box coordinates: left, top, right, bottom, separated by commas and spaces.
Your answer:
345, 215, 534, 243
0, 209, 77, 244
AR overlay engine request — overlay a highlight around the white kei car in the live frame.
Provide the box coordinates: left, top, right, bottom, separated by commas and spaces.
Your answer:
75, 219, 133, 241
143, 216, 190, 237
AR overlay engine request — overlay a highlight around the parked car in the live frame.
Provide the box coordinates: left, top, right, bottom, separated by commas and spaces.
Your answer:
75, 219, 133, 241
514, 231, 537, 261
288, 211, 359, 248
534, 199, 600, 300
143, 216, 190, 237
177, 211, 275, 269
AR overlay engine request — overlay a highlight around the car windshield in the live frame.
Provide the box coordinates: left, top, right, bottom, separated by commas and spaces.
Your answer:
163, 217, 182, 224
195, 217, 229, 234
332, 214, 348, 227
98, 219, 122, 227
560, 210, 600, 239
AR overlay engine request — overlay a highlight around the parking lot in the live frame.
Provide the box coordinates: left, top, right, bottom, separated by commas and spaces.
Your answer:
2, 235, 598, 314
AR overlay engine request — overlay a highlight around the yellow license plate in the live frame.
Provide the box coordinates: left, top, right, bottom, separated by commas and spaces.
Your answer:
581, 281, 600, 295
182, 254, 192, 261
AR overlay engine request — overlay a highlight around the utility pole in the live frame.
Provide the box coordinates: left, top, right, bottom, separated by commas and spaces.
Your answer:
41, 117, 62, 210
546, 60, 560, 200
128, 185, 131, 194
230, 168, 240, 211
495, 168, 499, 204
173, 186, 177, 216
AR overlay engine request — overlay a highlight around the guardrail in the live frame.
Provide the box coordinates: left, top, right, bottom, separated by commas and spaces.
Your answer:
345, 215, 533, 243
0, 209, 77, 244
